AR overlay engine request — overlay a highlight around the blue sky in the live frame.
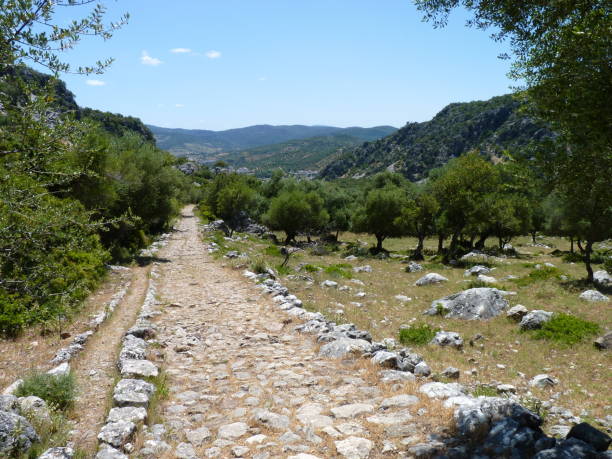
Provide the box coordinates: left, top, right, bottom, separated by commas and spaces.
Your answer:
52, 0, 514, 131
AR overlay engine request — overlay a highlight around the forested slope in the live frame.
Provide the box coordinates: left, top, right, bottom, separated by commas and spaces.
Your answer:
320, 94, 551, 180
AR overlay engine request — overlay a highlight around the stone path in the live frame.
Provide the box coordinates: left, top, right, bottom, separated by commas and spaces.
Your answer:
147, 207, 448, 458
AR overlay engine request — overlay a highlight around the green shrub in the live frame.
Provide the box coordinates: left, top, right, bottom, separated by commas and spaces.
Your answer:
323, 264, 353, 279
512, 266, 562, 286
472, 385, 498, 397
15, 372, 77, 411
530, 313, 600, 345
250, 258, 269, 275
301, 264, 321, 273
264, 245, 282, 257
562, 252, 583, 263
275, 264, 293, 275
399, 324, 438, 345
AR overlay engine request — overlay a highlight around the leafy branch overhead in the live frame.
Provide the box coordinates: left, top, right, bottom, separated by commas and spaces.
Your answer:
0, 0, 128, 74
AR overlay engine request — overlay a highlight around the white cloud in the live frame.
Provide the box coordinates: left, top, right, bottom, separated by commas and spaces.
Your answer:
206, 50, 222, 59
175, 103, 185, 108
141, 50, 162, 66
170, 48, 192, 54
86, 79, 106, 86
258, 76, 268, 81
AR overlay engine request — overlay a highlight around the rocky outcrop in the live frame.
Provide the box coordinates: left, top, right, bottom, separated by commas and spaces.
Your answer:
415, 272, 448, 286
425, 288, 509, 320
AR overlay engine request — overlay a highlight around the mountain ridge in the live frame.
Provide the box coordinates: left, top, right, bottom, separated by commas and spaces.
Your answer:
147, 124, 397, 161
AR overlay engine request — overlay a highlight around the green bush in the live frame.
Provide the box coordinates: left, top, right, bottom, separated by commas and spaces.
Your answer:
323, 264, 353, 279
399, 324, 438, 345
511, 266, 562, 286
530, 313, 600, 345
15, 372, 77, 411
250, 258, 269, 275
275, 264, 293, 275
264, 245, 282, 257
301, 264, 321, 273
472, 385, 498, 397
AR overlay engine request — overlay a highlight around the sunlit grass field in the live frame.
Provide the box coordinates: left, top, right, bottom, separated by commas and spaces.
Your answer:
208, 229, 611, 426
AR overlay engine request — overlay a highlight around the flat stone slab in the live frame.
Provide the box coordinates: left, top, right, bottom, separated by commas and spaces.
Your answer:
218, 422, 249, 439
113, 379, 156, 408
119, 359, 158, 378
331, 403, 374, 419
98, 420, 136, 448
107, 406, 148, 424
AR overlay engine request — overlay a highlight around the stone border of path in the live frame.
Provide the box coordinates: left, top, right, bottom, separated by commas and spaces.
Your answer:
237, 267, 612, 457
94, 259, 168, 458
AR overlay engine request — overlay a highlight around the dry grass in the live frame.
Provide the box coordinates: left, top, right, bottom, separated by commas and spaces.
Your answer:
0, 268, 130, 389
217, 231, 612, 422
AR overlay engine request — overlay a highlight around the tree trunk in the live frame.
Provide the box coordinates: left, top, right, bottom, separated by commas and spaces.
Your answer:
585, 240, 594, 283
449, 231, 460, 256
531, 231, 537, 244
570, 236, 574, 254
475, 233, 488, 250
284, 233, 293, 245
375, 234, 384, 253
412, 236, 425, 260
499, 237, 504, 250
577, 240, 585, 254
469, 234, 476, 249
437, 234, 445, 254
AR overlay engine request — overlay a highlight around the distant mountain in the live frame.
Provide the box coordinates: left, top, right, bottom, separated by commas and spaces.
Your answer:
228, 134, 366, 174
320, 94, 551, 180
147, 124, 396, 161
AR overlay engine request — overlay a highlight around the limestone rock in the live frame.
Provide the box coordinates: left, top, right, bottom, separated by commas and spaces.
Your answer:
520, 310, 553, 330
430, 331, 463, 349
119, 359, 158, 378
47, 362, 70, 376
321, 280, 338, 288
594, 331, 612, 350
464, 265, 491, 277
593, 270, 611, 287
107, 407, 147, 424
477, 274, 497, 284
252, 409, 290, 430
318, 338, 371, 359
380, 394, 419, 409
95, 445, 128, 459
331, 403, 374, 419
218, 422, 248, 439
18, 396, 51, 425
406, 261, 423, 272
419, 382, 467, 399
415, 273, 448, 286
185, 426, 211, 446
98, 420, 137, 448
353, 265, 372, 273
113, 379, 156, 407
425, 288, 509, 320
413, 361, 431, 377
441, 367, 460, 379
579, 290, 609, 302
0, 411, 39, 455
506, 305, 529, 322
530, 374, 558, 388
334, 436, 373, 459
38, 447, 74, 458
371, 351, 398, 368
0, 395, 19, 413
175, 442, 197, 459
2, 379, 23, 395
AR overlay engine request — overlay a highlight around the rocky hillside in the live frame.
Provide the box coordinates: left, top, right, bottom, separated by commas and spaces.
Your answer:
148, 124, 396, 161
320, 94, 551, 180
227, 134, 369, 174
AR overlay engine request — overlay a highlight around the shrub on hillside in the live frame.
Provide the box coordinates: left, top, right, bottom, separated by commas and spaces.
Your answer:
16, 372, 77, 411
529, 313, 600, 345
511, 266, 562, 286
399, 324, 438, 346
